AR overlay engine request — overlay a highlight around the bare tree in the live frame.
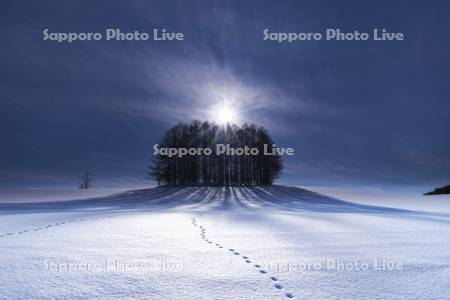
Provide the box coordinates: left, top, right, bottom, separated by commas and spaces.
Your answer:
79, 172, 92, 189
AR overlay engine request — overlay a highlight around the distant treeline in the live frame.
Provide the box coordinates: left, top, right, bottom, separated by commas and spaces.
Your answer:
148, 121, 283, 186
424, 185, 450, 195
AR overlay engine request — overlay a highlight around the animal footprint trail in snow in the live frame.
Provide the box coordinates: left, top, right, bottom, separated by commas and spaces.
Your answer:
0, 214, 120, 239
190, 217, 295, 299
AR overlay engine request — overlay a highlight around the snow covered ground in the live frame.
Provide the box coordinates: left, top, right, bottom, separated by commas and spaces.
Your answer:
1, 186, 449, 299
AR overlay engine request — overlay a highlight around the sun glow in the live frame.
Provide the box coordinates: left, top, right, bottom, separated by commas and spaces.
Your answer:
216, 105, 237, 124
201, 82, 248, 125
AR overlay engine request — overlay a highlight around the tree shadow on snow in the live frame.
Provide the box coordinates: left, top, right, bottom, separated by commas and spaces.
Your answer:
0, 185, 449, 225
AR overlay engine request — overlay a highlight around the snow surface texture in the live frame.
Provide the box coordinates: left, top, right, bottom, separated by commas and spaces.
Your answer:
1, 186, 449, 299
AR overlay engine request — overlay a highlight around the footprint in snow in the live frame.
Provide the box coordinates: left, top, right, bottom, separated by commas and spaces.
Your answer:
260, 270, 267, 274
254, 264, 261, 268
285, 292, 294, 298
271, 276, 278, 281
275, 284, 283, 289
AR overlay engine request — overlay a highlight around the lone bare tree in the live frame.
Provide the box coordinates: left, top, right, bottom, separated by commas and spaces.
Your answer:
79, 172, 92, 189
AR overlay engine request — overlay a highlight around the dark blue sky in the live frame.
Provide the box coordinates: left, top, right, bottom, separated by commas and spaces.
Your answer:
1, 0, 449, 190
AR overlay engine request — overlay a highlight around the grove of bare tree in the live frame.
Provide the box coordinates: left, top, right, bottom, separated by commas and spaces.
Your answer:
148, 121, 283, 186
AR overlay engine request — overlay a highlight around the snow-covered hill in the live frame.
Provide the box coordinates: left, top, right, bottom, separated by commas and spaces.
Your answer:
1, 186, 450, 299
0, 185, 410, 213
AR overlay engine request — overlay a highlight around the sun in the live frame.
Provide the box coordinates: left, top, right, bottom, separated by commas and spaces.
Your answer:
217, 105, 236, 124
203, 85, 243, 124
212, 105, 238, 124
